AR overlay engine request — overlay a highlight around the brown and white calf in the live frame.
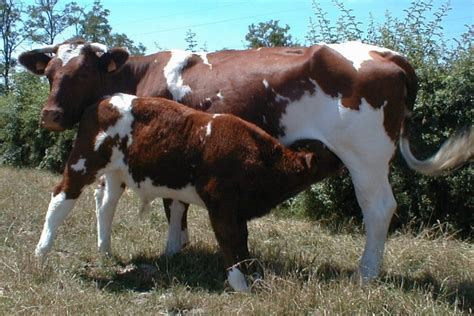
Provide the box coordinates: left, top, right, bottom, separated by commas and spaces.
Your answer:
21, 41, 473, 281
37, 93, 332, 292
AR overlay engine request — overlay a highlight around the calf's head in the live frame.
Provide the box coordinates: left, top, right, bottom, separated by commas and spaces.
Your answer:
19, 40, 129, 131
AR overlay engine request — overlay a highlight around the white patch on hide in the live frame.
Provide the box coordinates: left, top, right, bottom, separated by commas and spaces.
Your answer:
163, 50, 193, 101
262, 79, 269, 89
94, 93, 136, 151
216, 90, 224, 100
71, 157, 86, 174
195, 52, 212, 69
325, 41, 399, 71
206, 121, 212, 137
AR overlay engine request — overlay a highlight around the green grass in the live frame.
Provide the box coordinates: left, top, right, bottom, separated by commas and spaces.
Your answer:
1, 166, 473, 314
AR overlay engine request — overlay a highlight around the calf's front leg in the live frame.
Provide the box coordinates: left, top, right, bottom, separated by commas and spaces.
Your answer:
36, 190, 77, 258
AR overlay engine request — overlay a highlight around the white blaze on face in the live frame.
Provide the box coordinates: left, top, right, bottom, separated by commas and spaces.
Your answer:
71, 157, 87, 174
94, 93, 137, 151
163, 50, 193, 101
56, 44, 85, 66
325, 41, 399, 71
262, 79, 269, 89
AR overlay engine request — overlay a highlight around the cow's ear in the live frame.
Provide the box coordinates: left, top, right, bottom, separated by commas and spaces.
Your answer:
18, 51, 52, 75
99, 48, 129, 73
304, 153, 316, 170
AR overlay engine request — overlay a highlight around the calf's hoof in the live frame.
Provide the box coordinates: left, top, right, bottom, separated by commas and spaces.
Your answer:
227, 267, 250, 293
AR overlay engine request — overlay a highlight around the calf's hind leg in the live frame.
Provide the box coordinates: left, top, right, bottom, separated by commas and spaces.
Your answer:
163, 198, 190, 256
208, 208, 251, 292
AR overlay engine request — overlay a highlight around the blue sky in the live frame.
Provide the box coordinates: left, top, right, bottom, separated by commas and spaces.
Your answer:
21, 0, 473, 53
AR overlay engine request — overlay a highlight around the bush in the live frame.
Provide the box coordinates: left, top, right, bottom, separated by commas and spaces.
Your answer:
0, 72, 75, 172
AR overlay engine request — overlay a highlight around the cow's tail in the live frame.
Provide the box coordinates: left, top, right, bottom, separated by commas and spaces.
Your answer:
399, 124, 474, 176
393, 53, 473, 176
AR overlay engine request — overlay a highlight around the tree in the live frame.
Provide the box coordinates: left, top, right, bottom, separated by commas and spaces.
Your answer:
25, 0, 83, 45
78, 0, 145, 55
0, 0, 26, 92
245, 20, 296, 48
184, 29, 197, 52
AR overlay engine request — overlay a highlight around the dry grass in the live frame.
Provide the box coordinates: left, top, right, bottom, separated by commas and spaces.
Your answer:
1, 166, 473, 314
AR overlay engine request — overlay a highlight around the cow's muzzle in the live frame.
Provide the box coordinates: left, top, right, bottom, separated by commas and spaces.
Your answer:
40, 108, 66, 131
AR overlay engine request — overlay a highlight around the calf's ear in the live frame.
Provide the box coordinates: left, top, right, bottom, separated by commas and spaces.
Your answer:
99, 48, 130, 73
18, 51, 52, 75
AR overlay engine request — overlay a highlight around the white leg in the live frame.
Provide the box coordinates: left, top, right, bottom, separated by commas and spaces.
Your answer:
36, 192, 77, 258
165, 200, 187, 256
96, 172, 124, 256
348, 163, 397, 281
227, 267, 250, 292
94, 177, 105, 211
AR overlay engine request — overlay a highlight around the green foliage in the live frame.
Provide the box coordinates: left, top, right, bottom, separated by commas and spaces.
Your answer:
245, 20, 297, 48
292, 0, 473, 236
184, 29, 198, 52
77, 0, 146, 55
0, 72, 74, 172
25, 0, 82, 45
0, 0, 27, 91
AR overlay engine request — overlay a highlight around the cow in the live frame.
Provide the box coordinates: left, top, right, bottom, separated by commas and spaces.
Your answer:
19, 40, 473, 282
37, 93, 333, 292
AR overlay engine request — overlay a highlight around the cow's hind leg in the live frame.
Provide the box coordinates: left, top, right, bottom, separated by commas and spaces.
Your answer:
163, 199, 190, 256
208, 208, 251, 292
346, 160, 397, 281
96, 171, 125, 256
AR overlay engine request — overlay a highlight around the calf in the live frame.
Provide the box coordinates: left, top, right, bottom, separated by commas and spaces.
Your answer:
36, 93, 333, 292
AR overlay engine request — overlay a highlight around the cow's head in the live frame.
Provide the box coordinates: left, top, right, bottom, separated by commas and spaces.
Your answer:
19, 40, 129, 131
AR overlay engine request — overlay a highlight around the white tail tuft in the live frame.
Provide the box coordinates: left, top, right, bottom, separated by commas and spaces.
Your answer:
400, 127, 474, 176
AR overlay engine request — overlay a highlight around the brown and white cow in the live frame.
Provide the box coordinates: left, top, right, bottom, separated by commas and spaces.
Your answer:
20, 40, 473, 281
37, 93, 332, 292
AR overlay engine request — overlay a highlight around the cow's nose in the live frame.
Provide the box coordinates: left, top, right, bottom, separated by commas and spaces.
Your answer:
41, 108, 65, 131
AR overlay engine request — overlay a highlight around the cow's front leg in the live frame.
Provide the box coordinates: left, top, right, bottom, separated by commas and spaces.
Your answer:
163, 199, 189, 256
96, 172, 125, 256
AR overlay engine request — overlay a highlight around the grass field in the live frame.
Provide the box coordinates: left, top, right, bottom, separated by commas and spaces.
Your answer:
1, 167, 472, 314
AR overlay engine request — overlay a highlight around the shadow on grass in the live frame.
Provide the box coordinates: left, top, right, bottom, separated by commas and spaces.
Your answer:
79, 246, 227, 293
379, 272, 474, 312
79, 248, 473, 312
